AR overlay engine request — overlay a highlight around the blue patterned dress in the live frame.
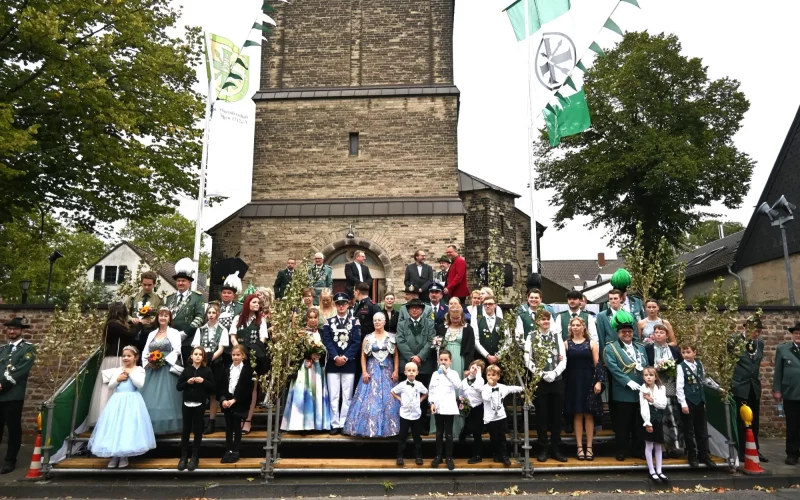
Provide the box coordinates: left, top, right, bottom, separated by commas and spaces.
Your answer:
140, 337, 183, 434
343, 334, 401, 437
281, 330, 332, 431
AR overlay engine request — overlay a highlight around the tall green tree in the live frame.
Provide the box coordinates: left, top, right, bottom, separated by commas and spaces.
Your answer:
119, 211, 210, 275
534, 32, 754, 255
0, 212, 108, 303
0, 0, 204, 229
684, 219, 745, 250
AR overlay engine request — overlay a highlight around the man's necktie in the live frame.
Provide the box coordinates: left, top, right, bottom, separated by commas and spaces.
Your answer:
571, 313, 577, 318
176, 293, 184, 308
142, 293, 150, 304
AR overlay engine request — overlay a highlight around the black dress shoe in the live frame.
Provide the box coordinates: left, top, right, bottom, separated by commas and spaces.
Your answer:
758, 453, 769, 463
431, 456, 443, 468
446, 458, 455, 470
537, 450, 549, 462
552, 451, 568, 463
502, 456, 512, 466
467, 456, 482, 464
330, 428, 342, 435
415, 457, 424, 465
229, 452, 240, 463
701, 456, 717, 468
615, 453, 626, 462
0, 462, 15, 474
785, 456, 798, 465
689, 457, 700, 468
649, 473, 662, 484
220, 451, 231, 464
493, 456, 503, 463
204, 420, 216, 435
657, 473, 669, 483
396, 457, 404, 466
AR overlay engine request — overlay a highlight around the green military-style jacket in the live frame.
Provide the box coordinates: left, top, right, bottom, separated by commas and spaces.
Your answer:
164, 290, 205, 345
731, 335, 764, 400
396, 315, 436, 374
596, 307, 641, 358
126, 290, 162, 321
773, 342, 800, 401
308, 265, 333, 305
0, 341, 36, 402
556, 310, 591, 341
603, 339, 646, 403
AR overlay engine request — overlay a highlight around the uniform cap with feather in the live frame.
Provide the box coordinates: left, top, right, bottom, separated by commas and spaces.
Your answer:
172, 257, 196, 282
611, 310, 635, 331
610, 268, 632, 292
221, 271, 242, 293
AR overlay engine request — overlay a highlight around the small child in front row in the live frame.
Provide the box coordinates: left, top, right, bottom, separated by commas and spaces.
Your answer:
219, 344, 254, 464
391, 361, 428, 466
88, 346, 156, 469
176, 346, 216, 471
428, 349, 462, 470
481, 364, 523, 466
640, 366, 668, 484
677, 343, 724, 469
461, 359, 486, 464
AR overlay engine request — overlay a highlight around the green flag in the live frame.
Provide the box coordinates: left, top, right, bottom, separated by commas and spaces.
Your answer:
504, 0, 571, 41
543, 88, 591, 146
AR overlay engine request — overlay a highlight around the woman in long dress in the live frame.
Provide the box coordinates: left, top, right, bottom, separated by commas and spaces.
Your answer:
563, 317, 603, 460
281, 308, 331, 431
140, 307, 184, 434
88, 302, 136, 426
230, 294, 270, 434
343, 312, 400, 437
432, 298, 474, 436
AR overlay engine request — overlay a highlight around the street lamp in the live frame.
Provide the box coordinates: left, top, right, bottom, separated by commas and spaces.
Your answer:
45, 250, 64, 304
757, 195, 797, 306
19, 280, 31, 305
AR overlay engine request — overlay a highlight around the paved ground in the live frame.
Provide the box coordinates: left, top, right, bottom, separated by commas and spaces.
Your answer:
0, 438, 796, 499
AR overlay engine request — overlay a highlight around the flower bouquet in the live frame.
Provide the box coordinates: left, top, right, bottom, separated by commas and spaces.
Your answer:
431, 336, 443, 351
458, 395, 471, 417
654, 358, 676, 378
148, 349, 166, 369
305, 338, 326, 359
138, 304, 156, 319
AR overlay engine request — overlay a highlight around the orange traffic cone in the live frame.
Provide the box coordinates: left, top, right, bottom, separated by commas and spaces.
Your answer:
25, 433, 42, 480
741, 427, 764, 475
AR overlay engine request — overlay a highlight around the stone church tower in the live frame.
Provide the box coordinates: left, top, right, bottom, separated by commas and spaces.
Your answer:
209, 0, 539, 299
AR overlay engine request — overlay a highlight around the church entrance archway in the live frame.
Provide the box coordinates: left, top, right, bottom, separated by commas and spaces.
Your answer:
327, 247, 385, 302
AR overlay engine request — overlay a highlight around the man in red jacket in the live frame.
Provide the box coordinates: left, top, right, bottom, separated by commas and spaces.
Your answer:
443, 244, 470, 305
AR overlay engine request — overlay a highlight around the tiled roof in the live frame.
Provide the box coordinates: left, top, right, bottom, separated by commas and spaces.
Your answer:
541, 259, 624, 291
125, 242, 207, 293
677, 230, 744, 280
458, 171, 520, 198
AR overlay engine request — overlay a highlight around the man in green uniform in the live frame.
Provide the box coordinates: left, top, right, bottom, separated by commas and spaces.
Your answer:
552, 290, 597, 342
126, 270, 162, 358
514, 288, 555, 342
0, 317, 36, 473
163, 258, 206, 364
732, 317, 767, 462
396, 298, 435, 429
773, 322, 800, 465
308, 252, 333, 306
600, 269, 645, 337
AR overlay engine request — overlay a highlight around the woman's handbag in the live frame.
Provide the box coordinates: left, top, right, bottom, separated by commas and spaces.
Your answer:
165, 349, 184, 376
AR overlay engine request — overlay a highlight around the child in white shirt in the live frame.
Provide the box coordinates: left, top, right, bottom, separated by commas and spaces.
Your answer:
391, 361, 428, 466
460, 359, 486, 463
428, 349, 462, 470
481, 364, 523, 466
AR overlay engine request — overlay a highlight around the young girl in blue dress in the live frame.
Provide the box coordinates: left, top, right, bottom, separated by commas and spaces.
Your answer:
88, 346, 156, 468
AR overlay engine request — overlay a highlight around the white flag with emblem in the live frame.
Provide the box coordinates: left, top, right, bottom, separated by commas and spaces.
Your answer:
505, 0, 620, 118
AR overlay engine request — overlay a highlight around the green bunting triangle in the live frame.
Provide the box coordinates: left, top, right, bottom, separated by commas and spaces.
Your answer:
545, 103, 556, 114
234, 57, 248, 70
227, 73, 243, 81
621, 0, 640, 7
222, 81, 237, 90
253, 23, 273, 34
603, 18, 623, 36
589, 42, 604, 56
576, 60, 587, 72
565, 76, 577, 91
262, 2, 275, 13
555, 92, 568, 107
243, 40, 261, 48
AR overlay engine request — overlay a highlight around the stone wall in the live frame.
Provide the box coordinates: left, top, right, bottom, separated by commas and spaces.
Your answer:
262, 0, 454, 88
462, 190, 519, 293
251, 96, 459, 201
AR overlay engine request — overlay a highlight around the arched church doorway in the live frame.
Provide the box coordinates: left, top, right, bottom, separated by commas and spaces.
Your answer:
327, 247, 385, 302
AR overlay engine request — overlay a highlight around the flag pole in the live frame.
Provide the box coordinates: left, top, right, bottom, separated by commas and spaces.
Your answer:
192, 33, 215, 291
524, 0, 539, 274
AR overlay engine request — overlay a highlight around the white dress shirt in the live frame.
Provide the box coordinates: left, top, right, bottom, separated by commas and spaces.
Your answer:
460, 371, 485, 408
228, 362, 244, 395
481, 383, 523, 423
355, 262, 364, 282
391, 379, 428, 420
428, 368, 462, 415
640, 384, 668, 427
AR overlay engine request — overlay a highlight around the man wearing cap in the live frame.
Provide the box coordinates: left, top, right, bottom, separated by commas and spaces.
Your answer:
353, 282, 380, 336
773, 322, 800, 465
604, 311, 647, 461
405, 250, 434, 303
444, 244, 470, 305
345, 250, 372, 300
396, 298, 436, 428
309, 253, 333, 306
732, 317, 767, 463
434, 256, 450, 296
273, 258, 296, 300
164, 258, 206, 364
0, 317, 36, 473
322, 292, 362, 435
398, 284, 433, 323
427, 283, 448, 330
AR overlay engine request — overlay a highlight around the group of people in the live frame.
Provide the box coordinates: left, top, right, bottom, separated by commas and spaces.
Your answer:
2, 248, 799, 476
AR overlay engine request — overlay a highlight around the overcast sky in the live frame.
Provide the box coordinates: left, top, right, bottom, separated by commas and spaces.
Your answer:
176, 0, 800, 261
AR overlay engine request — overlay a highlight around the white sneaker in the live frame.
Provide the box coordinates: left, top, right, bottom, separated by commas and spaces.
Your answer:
118, 457, 129, 468
107, 457, 119, 468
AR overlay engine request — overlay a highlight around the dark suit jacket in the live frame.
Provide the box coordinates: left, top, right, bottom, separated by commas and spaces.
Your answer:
353, 297, 380, 335
273, 268, 295, 299
430, 302, 449, 330
645, 344, 683, 367
404, 263, 434, 293
383, 308, 399, 333
344, 262, 372, 298
219, 362, 254, 417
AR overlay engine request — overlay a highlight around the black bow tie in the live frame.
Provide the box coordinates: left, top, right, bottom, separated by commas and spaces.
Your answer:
467, 378, 475, 386
407, 381, 415, 387
492, 387, 499, 392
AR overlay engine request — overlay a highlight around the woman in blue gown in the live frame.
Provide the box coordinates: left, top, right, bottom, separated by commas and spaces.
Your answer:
343, 312, 400, 437
88, 346, 156, 468
140, 308, 184, 434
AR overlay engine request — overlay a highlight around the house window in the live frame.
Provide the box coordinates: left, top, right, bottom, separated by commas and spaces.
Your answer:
104, 266, 117, 284
93, 266, 103, 282
349, 132, 359, 156
117, 265, 128, 284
